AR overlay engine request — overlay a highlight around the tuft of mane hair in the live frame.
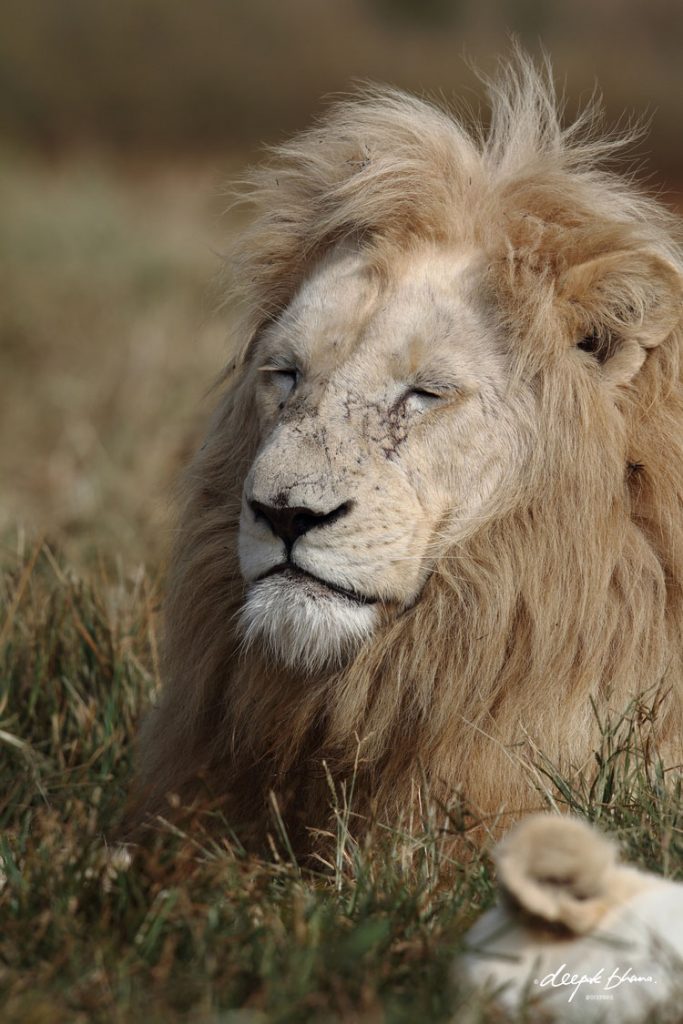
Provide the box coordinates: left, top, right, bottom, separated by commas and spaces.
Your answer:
128, 52, 683, 852
458, 814, 683, 1021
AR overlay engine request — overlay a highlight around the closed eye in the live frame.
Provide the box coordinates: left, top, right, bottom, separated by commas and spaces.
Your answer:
405, 384, 458, 410
259, 365, 299, 401
271, 368, 298, 384
409, 387, 445, 400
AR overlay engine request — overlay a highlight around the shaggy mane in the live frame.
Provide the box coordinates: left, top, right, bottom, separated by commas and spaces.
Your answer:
131, 55, 683, 849
229, 56, 679, 346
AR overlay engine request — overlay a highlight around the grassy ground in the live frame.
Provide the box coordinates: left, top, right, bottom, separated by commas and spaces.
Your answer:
0, 153, 237, 563
1, 156, 682, 1022
2, 538, 682, 1023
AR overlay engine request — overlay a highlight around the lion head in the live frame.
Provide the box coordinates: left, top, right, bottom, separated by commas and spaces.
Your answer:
238, 244, 527, 673
132, 56, 683, 847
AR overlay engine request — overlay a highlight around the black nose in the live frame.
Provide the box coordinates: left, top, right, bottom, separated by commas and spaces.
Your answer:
250, 498, 352, 550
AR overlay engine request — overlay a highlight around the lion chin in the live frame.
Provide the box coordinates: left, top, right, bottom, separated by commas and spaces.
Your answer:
240, 569, 378, 674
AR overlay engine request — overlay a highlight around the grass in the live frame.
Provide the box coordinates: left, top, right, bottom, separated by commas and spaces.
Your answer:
1, 536, 682, 1023
0, 537, 483, 1023
0, 153, 237, 563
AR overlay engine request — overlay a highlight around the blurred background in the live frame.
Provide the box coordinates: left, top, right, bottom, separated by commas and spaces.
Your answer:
1, 0, 682, 565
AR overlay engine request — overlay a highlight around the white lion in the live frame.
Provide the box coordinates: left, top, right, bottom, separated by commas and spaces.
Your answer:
130, 54, 683, 852
458, 815, 683, 1022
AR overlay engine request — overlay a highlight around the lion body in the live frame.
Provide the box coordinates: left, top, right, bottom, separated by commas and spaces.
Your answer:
133, 57, 683, 849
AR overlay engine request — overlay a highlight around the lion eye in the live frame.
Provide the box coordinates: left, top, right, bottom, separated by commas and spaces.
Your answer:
406, 387, 447, 410
265, 367, 298, 401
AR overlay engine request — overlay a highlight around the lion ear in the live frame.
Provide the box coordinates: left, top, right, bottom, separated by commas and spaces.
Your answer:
559, 250, 682, 385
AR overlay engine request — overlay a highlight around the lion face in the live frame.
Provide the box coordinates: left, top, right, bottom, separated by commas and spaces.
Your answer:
237, 245, 528, 670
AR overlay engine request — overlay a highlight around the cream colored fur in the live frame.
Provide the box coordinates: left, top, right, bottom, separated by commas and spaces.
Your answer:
130, 54, 683, 851
459, 815, 683, 1021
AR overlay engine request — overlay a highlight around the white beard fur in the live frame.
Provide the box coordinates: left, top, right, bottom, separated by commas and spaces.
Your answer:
239, 574, 377, 674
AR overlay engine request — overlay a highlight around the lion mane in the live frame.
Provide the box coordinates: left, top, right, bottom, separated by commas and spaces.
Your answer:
132, 56, 683, 849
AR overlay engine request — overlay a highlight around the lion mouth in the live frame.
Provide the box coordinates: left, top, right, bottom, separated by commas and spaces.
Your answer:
256, 564, 378, 606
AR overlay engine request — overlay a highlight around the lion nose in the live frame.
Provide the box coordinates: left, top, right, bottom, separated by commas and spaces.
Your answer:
249, 499, 352, 550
